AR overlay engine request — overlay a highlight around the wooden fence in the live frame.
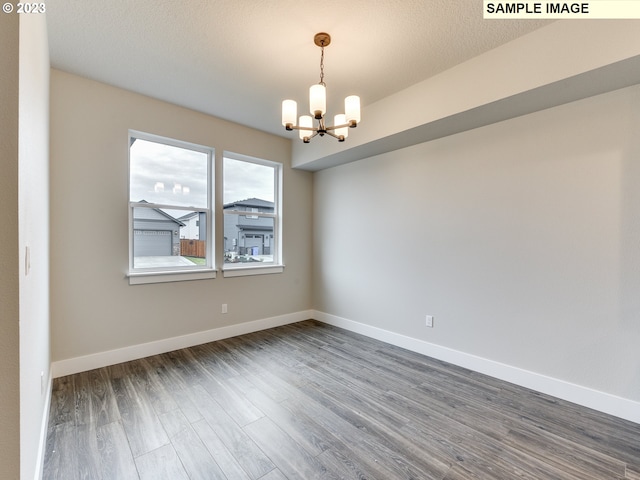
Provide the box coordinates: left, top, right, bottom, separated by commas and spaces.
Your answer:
180, 239, 206, 258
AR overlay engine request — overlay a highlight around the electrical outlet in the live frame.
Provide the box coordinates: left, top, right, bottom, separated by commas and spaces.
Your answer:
425, 315, 434, 328
221, 304, 228, 314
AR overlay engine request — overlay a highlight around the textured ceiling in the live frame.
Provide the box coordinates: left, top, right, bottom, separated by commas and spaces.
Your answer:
46, 0, 551, 137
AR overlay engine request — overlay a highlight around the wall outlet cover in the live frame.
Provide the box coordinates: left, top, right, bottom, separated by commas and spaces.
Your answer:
426, 315, 434, 328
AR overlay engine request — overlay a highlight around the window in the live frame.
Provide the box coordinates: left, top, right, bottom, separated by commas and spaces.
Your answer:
128, 131, 214, 283
246, 208, 259, 220
223, 153, 283, 276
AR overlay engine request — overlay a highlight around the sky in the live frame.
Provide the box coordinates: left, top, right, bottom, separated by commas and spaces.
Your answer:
130, 138, 275, 211
223, 157, 274, 204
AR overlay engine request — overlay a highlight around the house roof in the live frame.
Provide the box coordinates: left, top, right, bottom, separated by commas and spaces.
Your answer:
178, 211, 200, 222
223, 198, 274, 209
134, 200, 186, 227
235, 225, 274, 232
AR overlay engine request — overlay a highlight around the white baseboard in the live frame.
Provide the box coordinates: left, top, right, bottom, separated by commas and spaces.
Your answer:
313, 310, 640, 425
51, 310, 313, 378
34, 367, 52, 480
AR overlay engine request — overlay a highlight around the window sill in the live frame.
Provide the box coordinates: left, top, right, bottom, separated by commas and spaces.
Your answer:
128, 268, 217, 285
222, 264, 284, 277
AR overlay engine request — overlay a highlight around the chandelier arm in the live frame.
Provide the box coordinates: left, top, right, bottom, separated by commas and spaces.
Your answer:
288, 125, 318, 132
304, 131, 320, 142
323, 130, 346, 142
324, 121, 357, 131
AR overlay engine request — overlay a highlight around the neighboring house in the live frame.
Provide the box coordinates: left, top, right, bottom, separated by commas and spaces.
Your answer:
178, 211, 207, 240
223, 198, 274, 257
133, 202, 185, 257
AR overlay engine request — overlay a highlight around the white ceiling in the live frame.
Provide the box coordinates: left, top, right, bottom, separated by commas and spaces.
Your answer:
46, 0, 551, 138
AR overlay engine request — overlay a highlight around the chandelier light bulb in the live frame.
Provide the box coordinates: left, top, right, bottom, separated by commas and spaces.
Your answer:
282, 99, 297, 127
334, 114, 348, 140
345, 95, 361, 125
299, 115, 313, 141
309, 84, 326, 119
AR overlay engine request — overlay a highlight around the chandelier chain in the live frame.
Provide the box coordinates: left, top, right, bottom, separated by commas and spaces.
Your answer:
319, 44, 325, 86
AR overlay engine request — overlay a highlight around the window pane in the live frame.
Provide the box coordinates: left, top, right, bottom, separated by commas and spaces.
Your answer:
130, 138, 208, 208
223, 157, 274, 204
224, 214, 274, 264
223, 154, 280, 269
133, 206, 207, 268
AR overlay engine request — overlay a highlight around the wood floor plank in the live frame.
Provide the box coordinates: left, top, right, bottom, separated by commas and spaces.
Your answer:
49, 375, 75, 427
159, 349, 204, 387
126, 356, 179, 416
198, 340, 247, 377
273, 362, 452, 478
316, 448, 383, 480
257, 469, 289, 480
503, 422, 627, 479
158, 407, 229, 479
88, 368, 121, 427
74, 424, 102, 479
244, 416, 341, 480
238, 375, 331, 457
134, 444, 189, 480
43, 422, 80, 480
73, 371, 93, 426
447, 426, 594, 480
95, 421, 139, 480
199, 373, 265, 427
42, 421, 61, 479
626, 464, 640, 480
282, 387, 450, 480
188, 383, 275, 479
192, 419, 252, 480
43, 320, 640, 480
110, 374, 170, 458
171, 425, 227, 480
143, 353, 205, 422
441, 464, 483, 480
158, 408, 191, 439
220, 337, 300, 402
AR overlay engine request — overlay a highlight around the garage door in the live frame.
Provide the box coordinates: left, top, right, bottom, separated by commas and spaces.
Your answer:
134, 230, 172, 257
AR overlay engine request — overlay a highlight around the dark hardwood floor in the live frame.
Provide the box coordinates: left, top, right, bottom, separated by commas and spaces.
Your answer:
44, 320, 640, 479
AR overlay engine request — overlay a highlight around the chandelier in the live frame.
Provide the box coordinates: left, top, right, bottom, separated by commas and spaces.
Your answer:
281, 33, 361, 143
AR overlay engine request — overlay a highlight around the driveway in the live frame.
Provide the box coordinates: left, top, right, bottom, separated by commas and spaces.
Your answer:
133, 256, 198, 268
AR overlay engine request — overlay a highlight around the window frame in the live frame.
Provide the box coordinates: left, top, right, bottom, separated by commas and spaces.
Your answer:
222, 152, 284, 277
127, 131, 216, 284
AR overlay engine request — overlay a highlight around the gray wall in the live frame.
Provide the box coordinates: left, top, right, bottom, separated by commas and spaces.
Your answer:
50, 69, 313, 362
313, 85, 640, 404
